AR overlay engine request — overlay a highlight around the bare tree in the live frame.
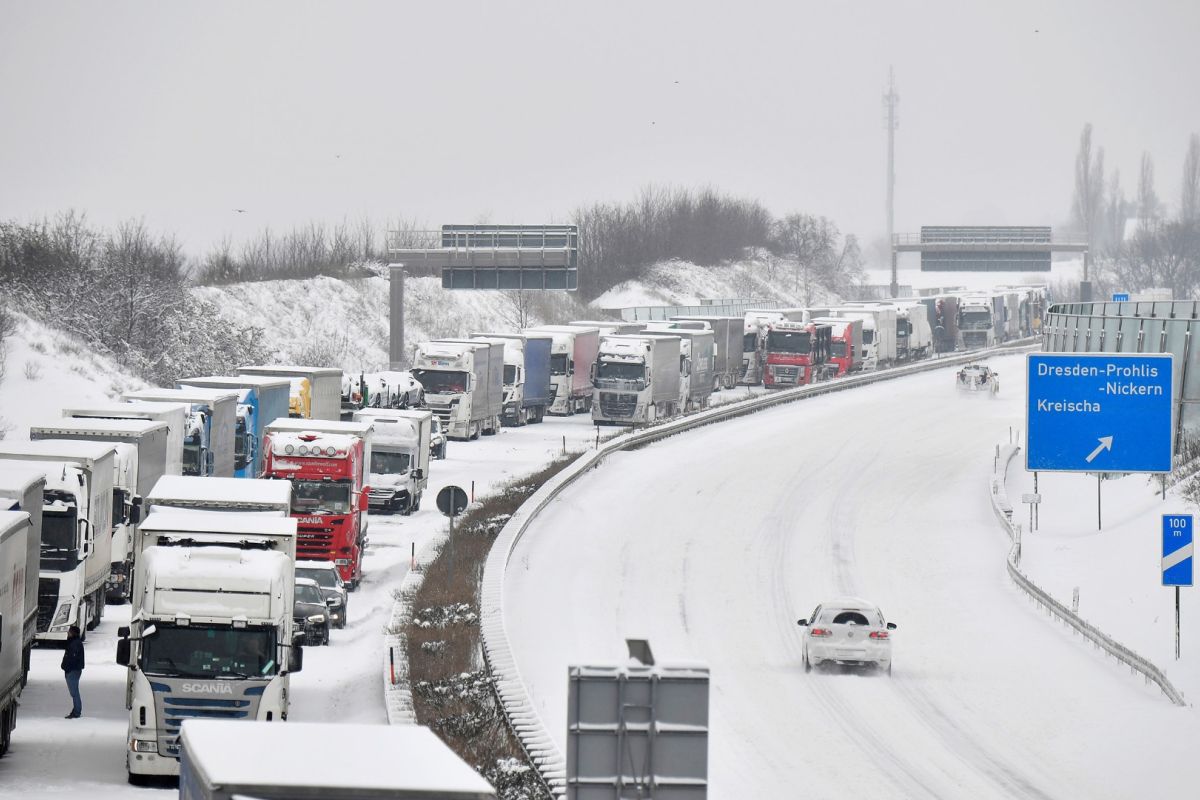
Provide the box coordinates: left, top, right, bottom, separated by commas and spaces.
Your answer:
499, 290, 535, 331
1138, 152, 1160, 223
1105, 169, 1129, 255
1072, 124, 1106, 257
1182, 133, 1200, 223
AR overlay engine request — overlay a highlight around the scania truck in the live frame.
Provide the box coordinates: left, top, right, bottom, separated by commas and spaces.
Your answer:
117, 512, 301, 782
30, 418, 171, 605
0, 465, 45, 685
261, 418, 372, 588
124, 388, 238, 478
591, 334, 681, 425
353, 409, 430, 515
0, 441, 114, 640
411, 341, 501, 441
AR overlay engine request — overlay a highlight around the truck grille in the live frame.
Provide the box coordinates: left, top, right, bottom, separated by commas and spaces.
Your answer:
429, 407, 452, 425
599, 392, 637, 418
152, 681, 258, 759
37, 578, 59, 632
771, 366, 800, 384
298, 529, 336, 558
963, 331, 988, 348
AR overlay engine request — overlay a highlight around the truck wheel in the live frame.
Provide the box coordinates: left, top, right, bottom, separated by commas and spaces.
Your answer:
1, 705, 12, 757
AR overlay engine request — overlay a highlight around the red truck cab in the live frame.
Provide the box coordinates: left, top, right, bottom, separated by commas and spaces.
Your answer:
763, 320, 833, 388
261, 422, 372, 588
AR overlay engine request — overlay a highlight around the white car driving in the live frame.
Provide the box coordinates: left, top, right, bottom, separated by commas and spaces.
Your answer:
798, 597, 896, 675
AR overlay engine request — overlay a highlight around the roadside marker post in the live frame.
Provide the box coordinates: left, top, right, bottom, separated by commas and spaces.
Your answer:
1163, 514, 1194, 660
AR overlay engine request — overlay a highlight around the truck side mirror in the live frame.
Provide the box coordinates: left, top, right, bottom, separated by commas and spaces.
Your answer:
590, 363, 596, 382
411, 469, 423, 480
129, 501, 142, 525
116, 638, 131, 667
359, 492, 370, 512
289, 637, 304, 673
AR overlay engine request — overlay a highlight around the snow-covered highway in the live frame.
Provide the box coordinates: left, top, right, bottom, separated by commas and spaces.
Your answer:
504, 352, 1198, 799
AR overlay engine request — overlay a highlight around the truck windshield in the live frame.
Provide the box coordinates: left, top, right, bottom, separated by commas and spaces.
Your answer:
411, 370, 467, 394
767, 330, 812, 354
743, 333, 759, 353
40, 509, 80, 570
961, 310, 992, 329
291, 480, 352, 515
234, 416, 250, 470
862, 329, 874, 344
549, 354, 569, 376
370, 451, 411, 475
596, 361, 645, 383
182, 438, 202, 476
830, 341, 847, 358
140, 624, 278, 678
503, 364, 517, 384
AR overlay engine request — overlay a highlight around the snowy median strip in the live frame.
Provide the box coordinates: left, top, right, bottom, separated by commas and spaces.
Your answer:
476, 338, 1043, 796
989, 442, 1187, 707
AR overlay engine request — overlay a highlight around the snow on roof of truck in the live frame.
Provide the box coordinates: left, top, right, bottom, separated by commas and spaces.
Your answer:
237, 365, 343, 378
179, 375, 291, 390
140, 511, 297, 537
526, 324, 599, 334
265, 418, 372, 436
0, 463, 48, 493
0, 510, 31, 539
142, 545, 291, 584
179, 720, 496, 796
0, 439, 117, 462
63, 401, 187, 419
148, 476, 292, 507
353, 408, 432, 423
123, 387, 239, 403
31, 417, 168, 435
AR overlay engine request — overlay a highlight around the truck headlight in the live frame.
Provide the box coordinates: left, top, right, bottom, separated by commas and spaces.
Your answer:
307, 614, 327, 624
52, 603, 72, 627
132, 739, 158, 753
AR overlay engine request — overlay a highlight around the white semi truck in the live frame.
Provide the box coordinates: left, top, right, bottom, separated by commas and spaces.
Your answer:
123, 388, 238, 478
0, 510, 31, 756
63, 402, 187, 476
645, 324, 714, 412
30, 418, 172, 605
0, 441, 115, 641
0, 464, 45, 686
592, 334, 682, 425
145, 476, 292, 517
670, 315, 743, 390
525, 325, 600, 415
958, 294, 998, 349
353, 409, 431, 515
117, 512, 301, 782
411, 340, 502, 440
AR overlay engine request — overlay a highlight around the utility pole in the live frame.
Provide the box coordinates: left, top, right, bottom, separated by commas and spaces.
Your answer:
388, 262, 406, 370
884, 67, 900, 298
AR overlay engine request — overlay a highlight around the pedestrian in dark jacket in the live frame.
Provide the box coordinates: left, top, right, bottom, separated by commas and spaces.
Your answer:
61, 625, 84, 719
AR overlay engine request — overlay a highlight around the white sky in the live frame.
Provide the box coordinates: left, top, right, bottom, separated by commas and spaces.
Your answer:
2, 1, 1198, 262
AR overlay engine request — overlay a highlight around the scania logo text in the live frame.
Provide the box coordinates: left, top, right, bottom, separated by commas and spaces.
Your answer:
180, 682, 234, 694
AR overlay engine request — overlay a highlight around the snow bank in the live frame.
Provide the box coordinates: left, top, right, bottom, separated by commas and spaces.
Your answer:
0, 310, 146, 440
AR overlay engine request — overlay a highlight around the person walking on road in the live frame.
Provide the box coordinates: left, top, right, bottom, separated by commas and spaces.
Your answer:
62, 625, 84, 719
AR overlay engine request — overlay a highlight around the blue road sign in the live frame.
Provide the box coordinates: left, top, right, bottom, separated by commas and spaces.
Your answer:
1026, 353, 1173, 472
1112, 292, 1130, 302
1163, 514, 1194, 587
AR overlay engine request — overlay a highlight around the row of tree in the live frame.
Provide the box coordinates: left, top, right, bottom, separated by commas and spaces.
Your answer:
1072, 125, 1200, 298
0, 213, 268, 386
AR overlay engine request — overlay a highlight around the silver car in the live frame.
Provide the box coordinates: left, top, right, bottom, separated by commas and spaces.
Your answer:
798, 597, 896, 675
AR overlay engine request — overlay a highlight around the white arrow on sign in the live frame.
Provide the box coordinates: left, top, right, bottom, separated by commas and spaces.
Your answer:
1085, 436, 1114, 463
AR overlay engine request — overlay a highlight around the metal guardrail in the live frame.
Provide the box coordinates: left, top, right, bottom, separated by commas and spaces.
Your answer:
989, 444, 1186, 707
480, 338, 1042, 797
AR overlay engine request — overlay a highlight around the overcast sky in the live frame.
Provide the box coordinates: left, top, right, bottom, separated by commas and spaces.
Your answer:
2, 1, 1198, 265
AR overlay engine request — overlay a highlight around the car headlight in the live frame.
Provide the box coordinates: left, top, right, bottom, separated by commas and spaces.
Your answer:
131, 739, 158, 753
327, 596, 343, 607
307, 614, 327, 624
52, 603, 72, 626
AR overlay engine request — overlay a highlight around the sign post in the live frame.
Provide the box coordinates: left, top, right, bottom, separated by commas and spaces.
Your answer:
437, 485, 470, 580
1163, 514, 1194, 660
1026, 353, 1174, 529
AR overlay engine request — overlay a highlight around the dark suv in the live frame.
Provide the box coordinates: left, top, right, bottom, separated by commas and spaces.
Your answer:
296, 560, 349, 629
293, 577, 330, 646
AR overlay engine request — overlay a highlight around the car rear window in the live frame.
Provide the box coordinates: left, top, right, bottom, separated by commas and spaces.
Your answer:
822, 610, 878, 626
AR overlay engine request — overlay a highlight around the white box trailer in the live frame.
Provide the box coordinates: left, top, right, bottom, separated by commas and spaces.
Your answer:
412, 341, 501, 440
62, 402, 186, 476
645, 325, 714, 411
592, 334, 682, 424
123, 388, 238, 478
670, 315, 742, 390
30, 417, 172, 604
236, 365, 343, 421
0, 510, 31, 756
178, 720, 496, 800
353, 409, 430, 515
0, 441, 115, 640
0, 465, 45, 685
145, 475, 292, 515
